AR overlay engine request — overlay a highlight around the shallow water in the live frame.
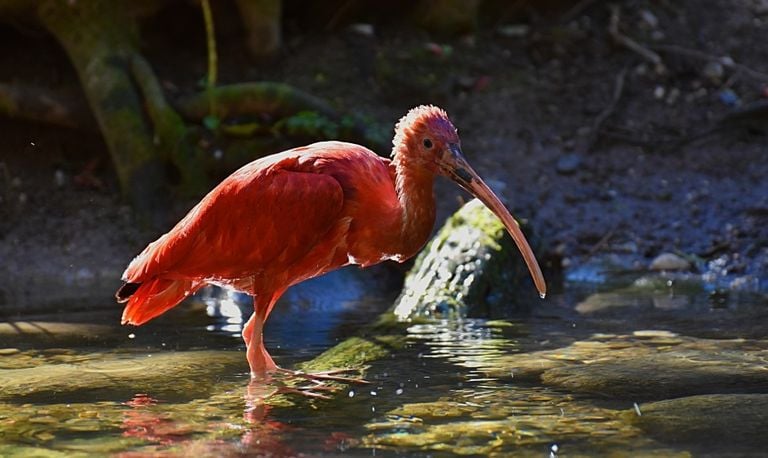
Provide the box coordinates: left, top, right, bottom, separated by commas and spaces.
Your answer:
1, 268, 767, 457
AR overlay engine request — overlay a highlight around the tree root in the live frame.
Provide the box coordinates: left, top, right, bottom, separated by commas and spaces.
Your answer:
0, 0, 386, 222
129, 53, 207, 197
0, 83, 95, 129
0, 80, 389, 159
176, 83, 388, 151
36, 0, 175, 224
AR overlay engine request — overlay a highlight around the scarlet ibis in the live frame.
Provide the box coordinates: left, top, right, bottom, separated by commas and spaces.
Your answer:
116, 105, 546, 378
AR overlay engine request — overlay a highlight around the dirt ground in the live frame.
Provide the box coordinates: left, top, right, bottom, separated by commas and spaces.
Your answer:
1, 0, 766, 310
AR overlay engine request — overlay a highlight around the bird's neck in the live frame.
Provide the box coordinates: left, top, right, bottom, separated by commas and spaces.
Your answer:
391, 151, 437, 259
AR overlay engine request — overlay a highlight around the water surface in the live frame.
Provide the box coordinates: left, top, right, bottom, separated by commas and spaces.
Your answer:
1, 269, 767, 457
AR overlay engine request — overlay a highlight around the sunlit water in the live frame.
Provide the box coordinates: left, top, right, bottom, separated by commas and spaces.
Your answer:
1, 268, 767, 457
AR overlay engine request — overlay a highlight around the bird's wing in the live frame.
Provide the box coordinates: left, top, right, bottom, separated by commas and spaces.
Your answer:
122, 155, 345, 284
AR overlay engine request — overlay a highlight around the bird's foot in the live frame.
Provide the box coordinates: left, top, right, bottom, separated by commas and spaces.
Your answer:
273, 379, 339, 400
276, 366, 370, 385
246, 375, 347, 404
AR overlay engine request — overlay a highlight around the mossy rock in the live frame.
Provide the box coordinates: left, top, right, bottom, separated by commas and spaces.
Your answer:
393, 199, 541, 320
627, 394, 768, 447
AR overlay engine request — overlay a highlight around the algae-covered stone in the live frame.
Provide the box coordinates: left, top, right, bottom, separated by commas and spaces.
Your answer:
365, 386, 686, 457
475, 333, 768, 401
0, 321, 118, 347
298, 336, 393, 373
0, 350, 244, 401
393, 199, 541, 320
628, 394, 768, 447
541, 348, 768, 400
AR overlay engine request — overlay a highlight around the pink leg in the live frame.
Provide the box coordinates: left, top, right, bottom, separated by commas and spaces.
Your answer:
242, 293, 368, 398
243, 297, 278, 377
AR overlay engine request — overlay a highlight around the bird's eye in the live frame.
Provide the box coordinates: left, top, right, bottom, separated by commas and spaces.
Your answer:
423, 138, 433, 149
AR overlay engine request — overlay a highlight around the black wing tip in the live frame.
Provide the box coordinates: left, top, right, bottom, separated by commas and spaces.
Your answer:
116, 282, 141, 302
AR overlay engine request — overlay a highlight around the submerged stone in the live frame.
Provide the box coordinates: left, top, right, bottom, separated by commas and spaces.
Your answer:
0, 350, 245, 401
541, 349, 768, 400
628, 394, 768, 447
0, 321, 118, 347
365, 386, 686, 456
476, 333, 768, 401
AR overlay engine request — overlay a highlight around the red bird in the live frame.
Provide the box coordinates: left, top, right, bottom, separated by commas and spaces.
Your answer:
116, 105, 546, 378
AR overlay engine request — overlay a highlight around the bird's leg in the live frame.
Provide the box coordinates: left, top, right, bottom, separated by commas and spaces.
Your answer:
244, 305, 277, 377
241, 312, 255, 348
243, 295, 367, 400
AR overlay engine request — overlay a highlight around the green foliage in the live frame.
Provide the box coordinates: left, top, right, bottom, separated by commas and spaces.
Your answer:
348, 114, 390, 150
274, 111, 339, 139
203, 114, 221, 132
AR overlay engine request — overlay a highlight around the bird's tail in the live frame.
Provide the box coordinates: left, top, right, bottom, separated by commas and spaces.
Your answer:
117, 278, 201, 326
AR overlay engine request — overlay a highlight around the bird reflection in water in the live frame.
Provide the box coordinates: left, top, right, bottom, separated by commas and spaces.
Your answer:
119, 392, 298, 456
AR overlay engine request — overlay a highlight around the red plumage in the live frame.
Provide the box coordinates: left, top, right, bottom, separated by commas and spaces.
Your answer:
117, 106, 546, 377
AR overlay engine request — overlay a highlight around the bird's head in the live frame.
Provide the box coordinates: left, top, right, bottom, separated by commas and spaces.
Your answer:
393, 105, 547, 298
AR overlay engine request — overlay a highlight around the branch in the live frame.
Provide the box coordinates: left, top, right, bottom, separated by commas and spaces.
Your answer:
174, 82, 338, 121
587, 66, 628, 151
174, 83, 388, 151
608, 5, 664, 71
651, 44, 768, 83
0, 82, 95, 129
561, 0, 600, 24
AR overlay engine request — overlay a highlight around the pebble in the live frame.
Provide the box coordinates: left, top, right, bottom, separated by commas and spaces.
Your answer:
729, 275, 759, 291
556, 153, 581, 175
665, 88, 680, 105
496, 24, 530, 38
718, 88, 740, 106
702, 61, 724, 83
54, 169, 67, 188
649, 253, 691, 271
640, 9, 659, 28
349, 23, 374, 37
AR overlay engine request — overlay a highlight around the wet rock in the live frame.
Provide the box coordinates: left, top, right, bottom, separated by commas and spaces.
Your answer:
298, 336, 392, 374
649, 253, 691, 271
392, 199, 541, 320
0, 321, 118, 347
477, 333, 768, 401
0, 350, 245, 401
365, 386, 684, 456
541, 349, 768, 400
0, 385, 253, 455
629, 394, 768, 447
556, 153, 581, 175
573, 274, 705, 314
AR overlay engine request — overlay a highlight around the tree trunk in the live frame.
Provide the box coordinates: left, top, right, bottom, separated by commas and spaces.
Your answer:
235, 0, 282, 58
36, 0, 206, 224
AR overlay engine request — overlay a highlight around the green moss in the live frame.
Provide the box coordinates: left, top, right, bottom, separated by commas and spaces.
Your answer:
396, 199, 539, 319
298, 337, 389, 373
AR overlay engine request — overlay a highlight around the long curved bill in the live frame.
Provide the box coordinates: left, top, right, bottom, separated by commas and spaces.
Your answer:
441, 144, 547, 298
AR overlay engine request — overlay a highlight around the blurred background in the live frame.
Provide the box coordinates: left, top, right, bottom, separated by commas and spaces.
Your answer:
0, 0, 766, 308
